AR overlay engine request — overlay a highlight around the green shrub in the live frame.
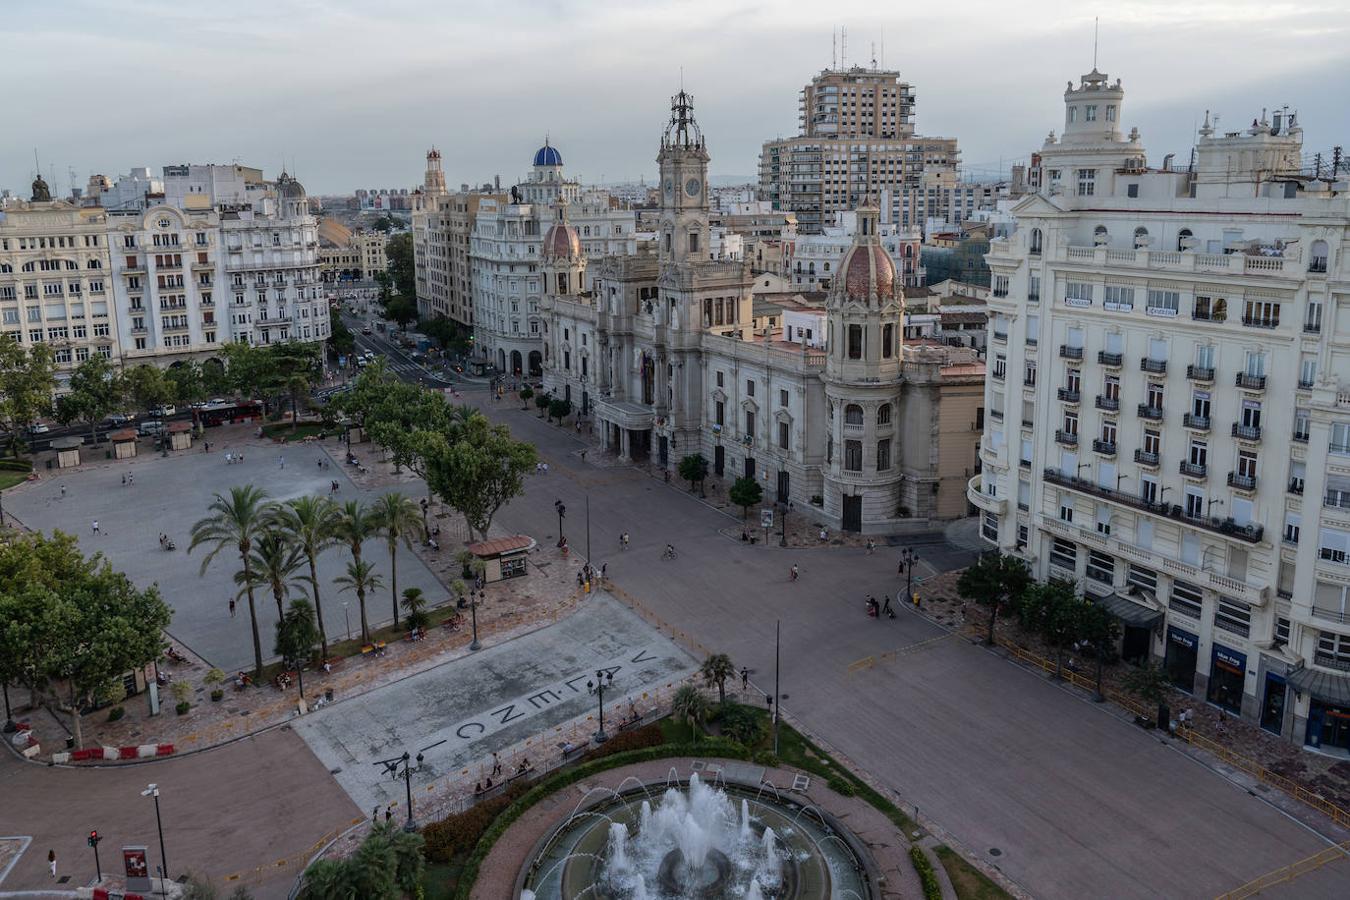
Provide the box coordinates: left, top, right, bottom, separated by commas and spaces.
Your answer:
210, 689, 224, 702
826, 775, 856, 797
911, 846, 942, 900
175, 700, 191, 715
421, 783, 530, 863
753, 750, 779, 767
106, 706, 125, 722
711, 702, 763, 746
582, 722, 665, 760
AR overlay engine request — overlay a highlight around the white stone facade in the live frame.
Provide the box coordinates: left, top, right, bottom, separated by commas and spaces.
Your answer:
972, 68, 1350, 752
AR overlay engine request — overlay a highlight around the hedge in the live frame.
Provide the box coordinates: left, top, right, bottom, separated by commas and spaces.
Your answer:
448, 738, 750, 900
0, 459, 32, 472
910, 846, 942, 900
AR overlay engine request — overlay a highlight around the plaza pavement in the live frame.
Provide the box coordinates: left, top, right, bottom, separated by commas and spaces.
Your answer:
465, 391, 1350, 900
291, 592, 696, 815
3, 430, 445, 673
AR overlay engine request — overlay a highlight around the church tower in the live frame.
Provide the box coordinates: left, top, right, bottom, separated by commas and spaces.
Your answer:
423, 148, 447, 196
539, 199, 585, 379
821, 200, 906, 532
656, 89, 710, 267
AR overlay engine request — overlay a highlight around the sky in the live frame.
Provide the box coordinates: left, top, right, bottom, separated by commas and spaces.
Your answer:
3, 0, 1349, 197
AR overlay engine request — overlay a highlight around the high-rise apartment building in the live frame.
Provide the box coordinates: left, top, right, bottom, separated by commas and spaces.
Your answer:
972, 68, 1350, 752
759, 66, 961, 234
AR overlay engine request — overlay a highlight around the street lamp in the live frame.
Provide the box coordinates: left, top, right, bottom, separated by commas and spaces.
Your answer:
2, 680, 15, 733
555, 499, 566, 548
587, 669, 615, 744
469, 591, 481, 651
375, 751, 425, 832
779, 499, 791, 547
899, 548, 920, 607
343, 601, 351, 642
141, 784, 168, 887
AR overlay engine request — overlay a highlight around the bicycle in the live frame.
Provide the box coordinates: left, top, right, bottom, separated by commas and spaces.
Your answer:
661, 545, 678, 560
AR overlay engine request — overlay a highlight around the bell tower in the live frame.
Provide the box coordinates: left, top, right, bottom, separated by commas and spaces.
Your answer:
656, 88, 710, 267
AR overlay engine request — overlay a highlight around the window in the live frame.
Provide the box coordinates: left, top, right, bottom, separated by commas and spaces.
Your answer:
1284, 512, 1301, 545
745, 410, 755, 438
844, 440, 863, 471
1243, 298, 1280, 328
844, 404, 864, 426
877, 404, 892, 425
746, 379, 755, 398
1331, 423, 1350, 455
1059, 493, 1075, 523
1106, 104, 1117, 122
779, 421, 789, 450
1049, 538, 1077, 570
1146, 289, 1180, 317
1086, 550, 1114, 584
1214, 598, 1252, 638
1024, 360, 1037, 387
882, 323, 894, 357
1103, 285, 1134, 310
993, 355, 1007, 380
1066, 281, 1093, 305
716, 370, 724, 388
1147, 382, 1164, 410
847, 324, 863, 359
1084, 105, 1098, 122
877, 439, 891, 471
1077, 169, 1096, 196
1300, 358, 1316, 388
1170, 581, 1203, 619
715, 400, 724, 427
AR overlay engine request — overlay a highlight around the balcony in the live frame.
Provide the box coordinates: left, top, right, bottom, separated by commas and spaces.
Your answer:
1325, 491, 1350, 510
1299, 379, 1315, 390
1312, 607, 1350, 626
1097, 351, 1123, 367
1057, 388, 1081, 403
1304, 322, 1322, 335
1043, 467, 1263, 543
993, 330, 1008, 342
1095, 395, 1120, 412
1227, 471, 1257, 491
1235, 372, 1267, 390
1059, 345, 1084, 360
991, 368, 1005, 382
1287, 477, 1304, 495
1134, 449, 1160, 467
1183, 413, 1211, 431
1055, 430, 1079, 447
967, 474, 1006, 515
1293, 430, 1310, 444
1242, 315, 1280, 329
1137, 404, 1164, 421
1314, 652, 1350, 672
1231, 423, 1262, 442
1092, 439, 1118, 456
1140, 357, 1167, 374
1192, 309, 1225, 322
1187, 365, 1215, 382
1180, 460, 1208, 478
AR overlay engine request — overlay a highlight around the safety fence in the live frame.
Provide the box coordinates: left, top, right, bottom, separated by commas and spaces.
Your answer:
1214, 840, 1350, 900
995, 637, 1350, 832
221, 815, 367, 887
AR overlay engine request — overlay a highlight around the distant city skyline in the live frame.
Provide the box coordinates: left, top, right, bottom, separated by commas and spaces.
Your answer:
4, 0, 1348, 197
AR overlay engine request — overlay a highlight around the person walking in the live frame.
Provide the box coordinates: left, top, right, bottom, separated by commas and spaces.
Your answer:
127, 472, 133, 486
790, 564, 799, 581
229, 598, 237, 618
600, 562, 607, 581
91, 520, 100, 535
740, 667, 749, 690
122, 473, 126, 485
48, 850, 56, 879
882, 594, 894, 617
866, 538, 876, 554
60, 484, 66, 498
491, 752, 502, 777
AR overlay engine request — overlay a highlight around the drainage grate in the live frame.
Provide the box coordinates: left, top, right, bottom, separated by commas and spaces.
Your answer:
989, 848, 1002, 857
791, 774, 811, 792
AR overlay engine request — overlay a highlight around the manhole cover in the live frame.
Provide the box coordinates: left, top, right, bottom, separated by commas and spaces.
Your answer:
989, 848, 1002, 857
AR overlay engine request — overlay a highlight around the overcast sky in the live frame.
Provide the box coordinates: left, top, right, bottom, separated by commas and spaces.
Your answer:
4, 0, 1348, 197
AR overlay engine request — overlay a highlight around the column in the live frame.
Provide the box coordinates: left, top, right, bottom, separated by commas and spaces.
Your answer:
618, 428, 631, 463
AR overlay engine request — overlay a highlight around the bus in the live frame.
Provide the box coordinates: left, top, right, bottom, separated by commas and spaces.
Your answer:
196, 400, 265, 428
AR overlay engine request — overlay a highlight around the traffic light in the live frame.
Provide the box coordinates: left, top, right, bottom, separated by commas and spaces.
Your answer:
87, 830, 101, 848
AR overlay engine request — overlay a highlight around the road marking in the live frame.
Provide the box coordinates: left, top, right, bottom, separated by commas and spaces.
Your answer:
847, 632, 955, 674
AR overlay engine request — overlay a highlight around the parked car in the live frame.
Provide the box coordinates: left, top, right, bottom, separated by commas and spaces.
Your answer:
105, 413, 135, 427
28, 422, 50, 435
361, 325, 372, 335
138, 421, 166, 436
151, 405, 176, 417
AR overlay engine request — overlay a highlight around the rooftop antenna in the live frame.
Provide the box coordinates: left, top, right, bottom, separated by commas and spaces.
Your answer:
832, 27, 837, 70
870, 42, 877, 69
880, 26, 885, 69
1093, 17, 1099, 70
841, 26, 847, 69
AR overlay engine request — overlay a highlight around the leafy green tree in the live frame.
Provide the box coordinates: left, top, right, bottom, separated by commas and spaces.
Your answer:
1017, 580, 1086, 680
237, 528, 307, 621
334, 560, 383, 647
373, 492, 423, 627
678, 454, 709, 492
700, 653, 736, 703
332, 500, 379, 642
1080, 601, 1121, 701
548, 397, 572, 423
424, 415, 537, 541
57, 354, 124, 441
382, 295, 418, 329
385, 232, 416, 299
400, 588, 429, 632
273, 496, 341, 660
300, 821, 421, 900
190, 486, 272, 679
420, 315, 458, 349
275, 598, 320, 693
166, 361, 208, 410
329, 308, 355, 357
728, 476, 763, 519
534, 391, 551, 416
1124, 663, 1172, 707
518, 386, 533, 408
0, 337, 55, 457
956, 552, 1032, 646
123, 364, 174, 417
672, 685, 711, 741
10, 532, 171, 748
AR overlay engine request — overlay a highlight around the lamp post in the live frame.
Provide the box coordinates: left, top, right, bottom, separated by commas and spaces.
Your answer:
899, 548, 920, 606
343, 601, 351, 642
587, 669, 615, 743
141, 784, 168, 886
555, 499, 566, 548
469, 591, 481, 651
2, 680, 15, 733
375, 751, 425, 832
779, 499, 791, 547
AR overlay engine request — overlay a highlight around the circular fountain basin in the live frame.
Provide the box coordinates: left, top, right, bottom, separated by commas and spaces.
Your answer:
519, 773, 878, 899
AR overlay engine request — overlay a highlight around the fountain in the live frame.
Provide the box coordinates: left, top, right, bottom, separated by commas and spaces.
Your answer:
520, 773, 876, 899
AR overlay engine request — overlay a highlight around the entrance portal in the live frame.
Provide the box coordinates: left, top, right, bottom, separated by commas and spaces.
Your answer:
511, 350, 523, 376
842, 495, 862, 532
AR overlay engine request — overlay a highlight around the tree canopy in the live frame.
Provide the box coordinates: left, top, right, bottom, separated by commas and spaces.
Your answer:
728, 476, 763, 519
385, 232, 416, 299
424, 414, 537, 541
0, 336, 55, 456
57, 354, 124, 438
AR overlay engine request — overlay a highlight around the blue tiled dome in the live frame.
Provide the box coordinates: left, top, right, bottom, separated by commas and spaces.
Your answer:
533, 142, 563, 167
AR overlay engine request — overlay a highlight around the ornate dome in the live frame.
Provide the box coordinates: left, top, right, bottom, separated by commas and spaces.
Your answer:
841, 244, 895, 301
543, 221, 581, 259
533, 141, 563, 167
277, 172, 306, 199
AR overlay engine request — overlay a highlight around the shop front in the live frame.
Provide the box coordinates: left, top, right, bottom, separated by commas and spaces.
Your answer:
1165, 626, 1198, 693
1287, 664, 1350, 755
1206, 644, 1246, 715
1259, 670, 1287, 735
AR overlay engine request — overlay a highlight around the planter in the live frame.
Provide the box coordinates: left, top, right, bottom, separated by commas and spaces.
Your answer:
107, 706, 125, 722
210, 689, 224, 702
175, 701, 191, 716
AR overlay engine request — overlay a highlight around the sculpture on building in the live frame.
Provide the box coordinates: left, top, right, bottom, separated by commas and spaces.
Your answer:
31, 173, 51, 202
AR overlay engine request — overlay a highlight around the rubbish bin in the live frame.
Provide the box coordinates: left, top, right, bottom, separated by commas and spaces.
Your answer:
324, 688, 334, 702
105, 450, 112, 459
66, 736, 75, 749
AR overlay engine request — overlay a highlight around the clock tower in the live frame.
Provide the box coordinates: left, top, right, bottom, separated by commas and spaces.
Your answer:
657, 88, 710, 267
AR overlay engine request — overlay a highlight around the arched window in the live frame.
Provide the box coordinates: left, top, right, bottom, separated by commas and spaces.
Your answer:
823, 262, 830, 272
1029, 228, 1042, 254
0, 263, 10, 273
904, 243, 914, 258
808, 262, 816, 275
877, 403, 892, 425
86, 259, 102, 269
844, 404, 864, 426
1093, 225, 1109, 246
1310, 240, 1329, 273
1177, 228, 1194, 252
1133, 227, 1149, 249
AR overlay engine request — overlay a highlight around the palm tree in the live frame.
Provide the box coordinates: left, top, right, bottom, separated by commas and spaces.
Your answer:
373, 492, 423, 628
400, 588, 429, 632
239, 528, 308, 621
334, 559, 383, 645
190, 485, 271, 679
672, 684, 711, 741
275, 598, 321, 696
332, 500, 378, 642
273, 496, 341, 659
699, 653, 736, 704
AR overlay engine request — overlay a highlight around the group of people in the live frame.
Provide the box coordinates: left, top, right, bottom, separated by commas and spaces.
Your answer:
157, 533, 176, 551
224, 451, 246, 465
865, 594, 895, 619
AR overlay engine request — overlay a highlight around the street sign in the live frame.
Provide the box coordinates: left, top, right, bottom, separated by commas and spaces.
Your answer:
760, 509, 774, 528
123, 846, 150, 892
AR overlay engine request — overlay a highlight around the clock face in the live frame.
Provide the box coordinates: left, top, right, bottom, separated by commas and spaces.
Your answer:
685, 178, 701, 197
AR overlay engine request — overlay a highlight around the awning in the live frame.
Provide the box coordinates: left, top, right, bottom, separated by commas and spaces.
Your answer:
1089, 591, 1163, 628
1286, 664, 1350, 707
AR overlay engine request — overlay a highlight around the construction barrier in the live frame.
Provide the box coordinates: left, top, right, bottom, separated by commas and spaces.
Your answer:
1214, 840, 1350, 900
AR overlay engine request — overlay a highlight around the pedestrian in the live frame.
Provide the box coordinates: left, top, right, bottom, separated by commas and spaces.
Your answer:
384, 806, 393, 823
122, 473, 126, 485
229, 598, 237, 618
492, 752, 502, 776
279, 455, 285, 469
740, 667, 749, 690
866, 538, 875, 554
92, 520, 100, 535
600, 562, 607, 580
48, 849, 56, 879
620, 531, 629, 550
127, 472, 133, 486
882, 594, 893, 616
225, 451, 232, 464
60, 484, 66, 498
